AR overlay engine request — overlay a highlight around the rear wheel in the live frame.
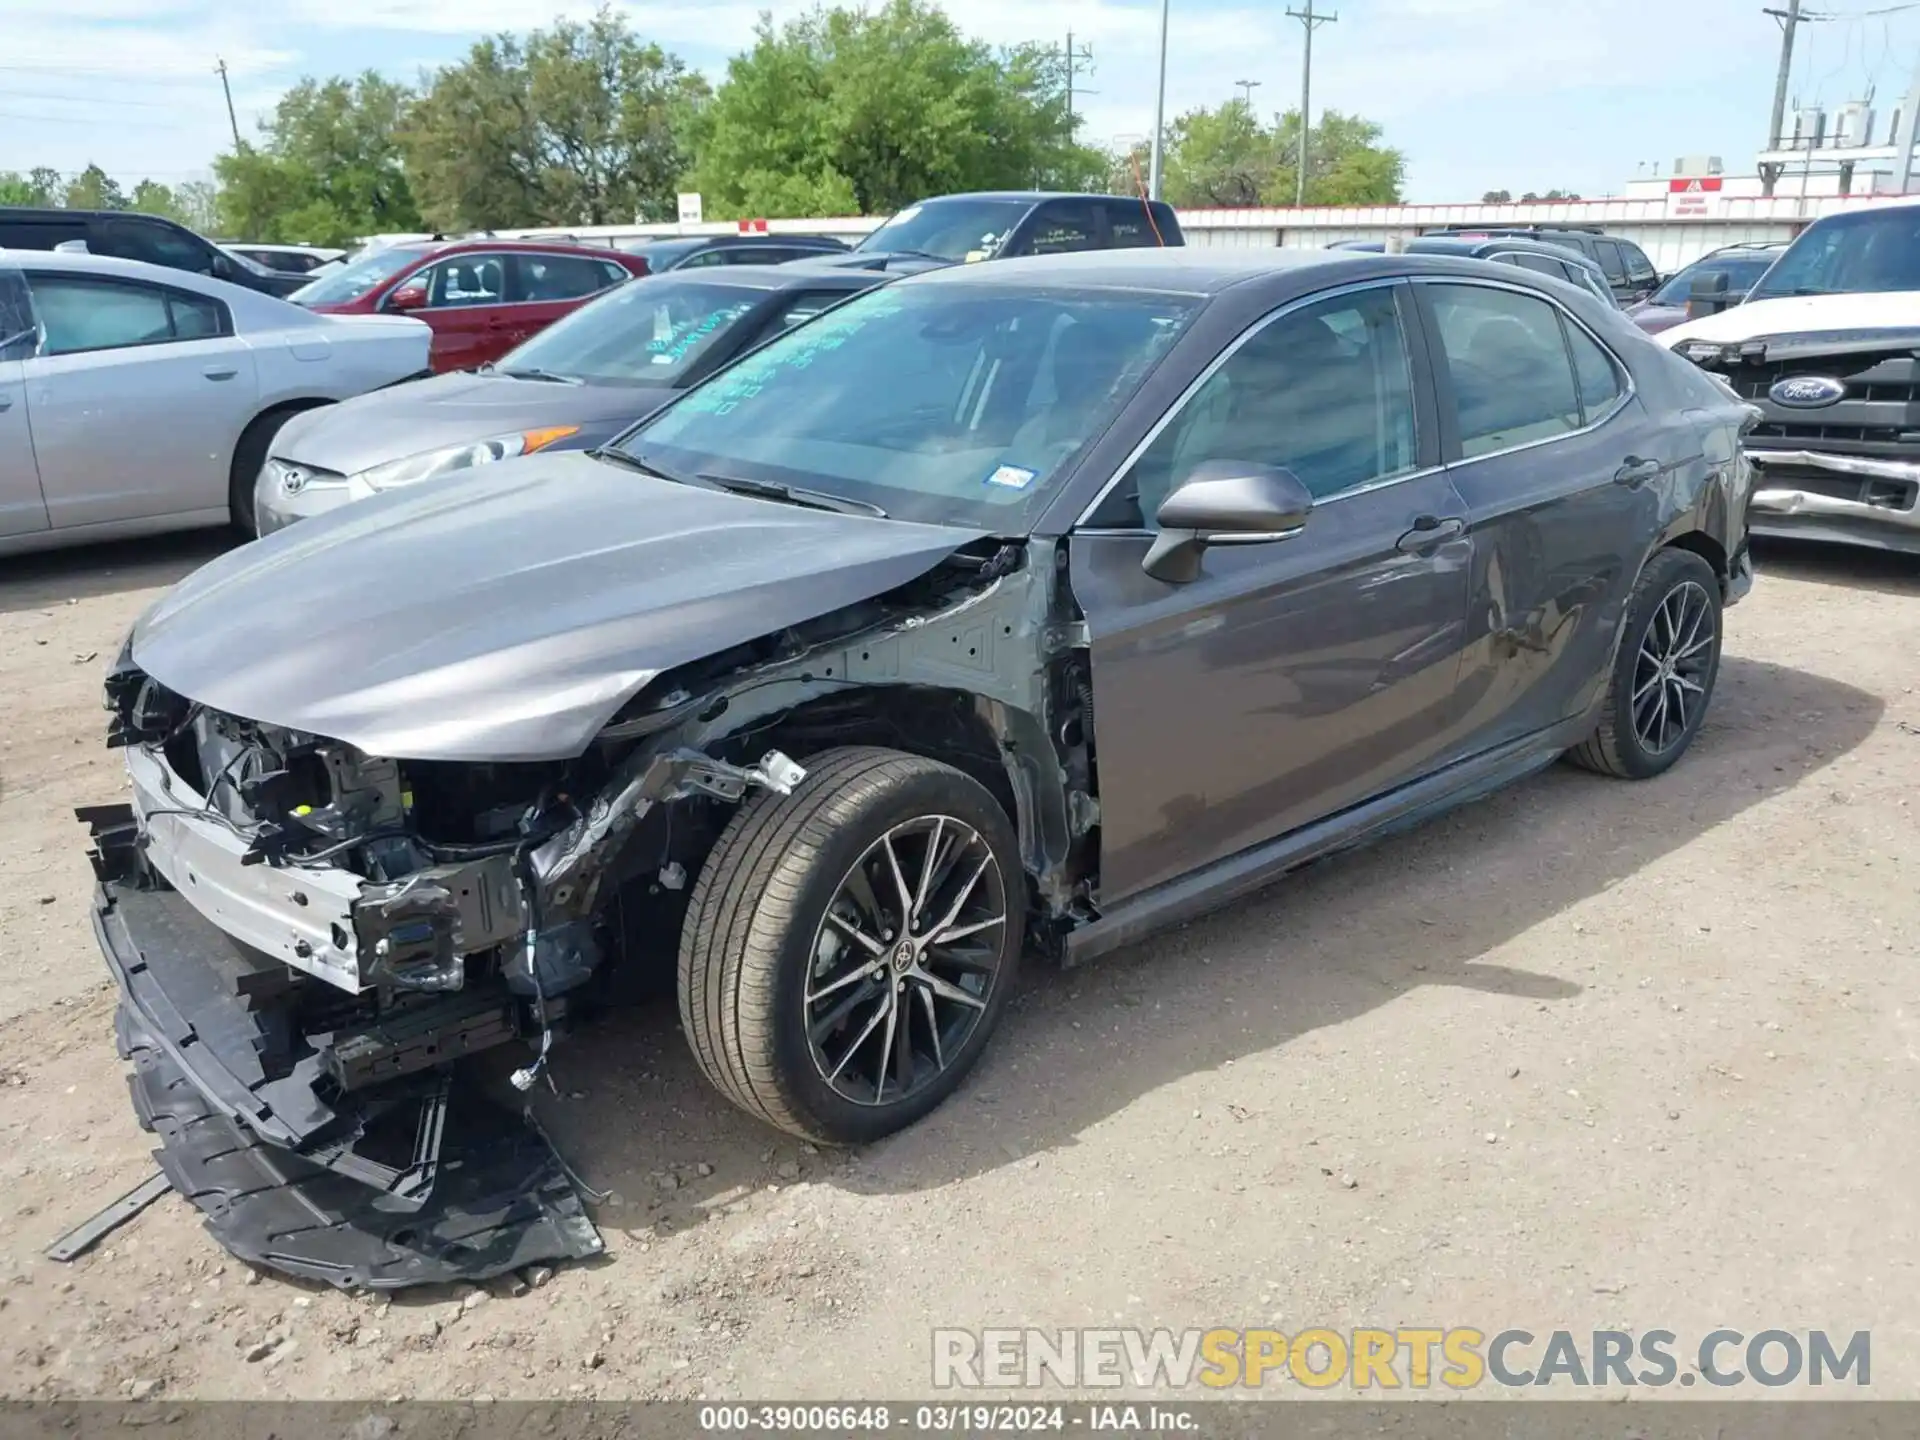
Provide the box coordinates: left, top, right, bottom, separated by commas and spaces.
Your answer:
678, 747, 1023, 1143
1569, 547, 1722, 779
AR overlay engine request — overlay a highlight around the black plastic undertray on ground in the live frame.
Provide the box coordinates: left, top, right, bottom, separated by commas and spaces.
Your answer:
119, 1004, 603, 1289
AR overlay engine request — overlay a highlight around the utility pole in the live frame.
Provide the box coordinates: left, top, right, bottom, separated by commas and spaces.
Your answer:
1286, 1, 1336, 206
1763, 1, 1805, 152
1235, 78, 1261, 108
214, 57, 241, 149
1149, 0, 1171, 200
1060, 30, 1095, 129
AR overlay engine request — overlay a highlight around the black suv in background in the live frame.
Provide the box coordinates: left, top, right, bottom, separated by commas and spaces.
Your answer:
0, 207, 309, 298
616, 233, 851, 272
1424, 225, 1661, 304
805, 192, 1185, 273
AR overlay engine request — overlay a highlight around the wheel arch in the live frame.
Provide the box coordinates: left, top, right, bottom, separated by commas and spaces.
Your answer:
698, 682, 1076, 922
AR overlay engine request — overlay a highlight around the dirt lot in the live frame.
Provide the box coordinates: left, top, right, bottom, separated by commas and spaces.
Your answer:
1, 530, 1917, 1402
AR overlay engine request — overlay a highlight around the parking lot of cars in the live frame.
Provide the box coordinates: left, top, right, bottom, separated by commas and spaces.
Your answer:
3, 185, 1920, 1399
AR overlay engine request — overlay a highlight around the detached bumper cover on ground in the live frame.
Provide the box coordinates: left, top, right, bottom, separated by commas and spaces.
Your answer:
85, 806, 603, 1289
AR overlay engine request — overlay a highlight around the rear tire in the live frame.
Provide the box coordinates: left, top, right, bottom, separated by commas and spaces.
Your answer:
1569, 547, 1722, 779
678, 746, 1023, 1144
228, 406, 315, 538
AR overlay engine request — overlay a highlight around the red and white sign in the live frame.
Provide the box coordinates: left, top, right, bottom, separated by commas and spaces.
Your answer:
1666, 176, 1724, 218
737, 217, 770, 233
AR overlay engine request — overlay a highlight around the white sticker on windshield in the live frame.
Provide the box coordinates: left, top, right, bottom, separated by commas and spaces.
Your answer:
985, 464, 1037, 490
651, 354, 675, 365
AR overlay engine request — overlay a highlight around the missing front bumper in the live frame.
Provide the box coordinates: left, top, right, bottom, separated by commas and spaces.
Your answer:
1749, 449, 1920, 554
83, 805, 603, 1288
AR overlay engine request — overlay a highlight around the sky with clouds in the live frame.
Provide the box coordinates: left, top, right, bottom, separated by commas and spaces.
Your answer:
6, 0, 1920, 206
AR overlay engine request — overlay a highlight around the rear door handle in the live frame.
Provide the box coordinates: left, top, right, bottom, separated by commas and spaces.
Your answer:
202, 364, 238, 381
1614, 456, 1663, 487
1396, 514, 1466, 554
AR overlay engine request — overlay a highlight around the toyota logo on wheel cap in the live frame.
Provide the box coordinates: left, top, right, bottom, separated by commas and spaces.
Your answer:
1769, 375, 1847, 408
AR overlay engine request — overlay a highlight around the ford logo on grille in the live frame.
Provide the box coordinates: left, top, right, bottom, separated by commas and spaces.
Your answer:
1769, 375, 1848, 408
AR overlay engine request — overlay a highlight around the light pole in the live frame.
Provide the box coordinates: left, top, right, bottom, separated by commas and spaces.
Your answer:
1148, 0, 1171, 200
1235, 79, 1261, 108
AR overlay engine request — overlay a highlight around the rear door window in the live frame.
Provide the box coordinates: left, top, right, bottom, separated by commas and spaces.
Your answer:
0, 219, 89, 250
1103, 201, 1166, 249
1592, 240, 1628, 285
25, 274, 228, 355
1619, 241, 1658, 285
96, 218, 217, 275
1503, 252, 1566, 279
421, 254, 507, 307
1426, 282, 1584, 458
511, 252, 620, 303
1023, 201, 1102, 256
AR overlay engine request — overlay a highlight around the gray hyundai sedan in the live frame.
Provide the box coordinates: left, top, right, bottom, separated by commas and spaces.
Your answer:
89, 249, 1754, 1287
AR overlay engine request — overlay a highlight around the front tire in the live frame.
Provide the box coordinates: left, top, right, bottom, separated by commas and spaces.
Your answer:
678, 747, 1024, 1144
228, 407, 310, 539
1569, 547, 1722, 779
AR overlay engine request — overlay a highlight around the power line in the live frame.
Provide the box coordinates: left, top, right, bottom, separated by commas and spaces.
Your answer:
0, 108, 201, 129
0, 86, 189, 111
1286, 0, 1337, 206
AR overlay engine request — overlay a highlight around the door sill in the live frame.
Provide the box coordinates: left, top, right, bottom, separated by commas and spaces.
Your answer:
1064, 716, 1594, 966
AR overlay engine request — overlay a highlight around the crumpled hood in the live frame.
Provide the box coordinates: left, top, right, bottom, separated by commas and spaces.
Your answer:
271, 370, 665, 477
131, 453, 988, 762
1660, 290, 1920, 347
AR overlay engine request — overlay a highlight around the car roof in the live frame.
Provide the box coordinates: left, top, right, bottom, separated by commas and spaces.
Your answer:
411, 237, 632, 259
639, 263, 882, 293
1406, 235, 1602, 267
1, 249, 212, 282
904, 191, 1165, 205
0, 205, 181, 224
899, 246, 1497, 295
893, 248, 1644, 316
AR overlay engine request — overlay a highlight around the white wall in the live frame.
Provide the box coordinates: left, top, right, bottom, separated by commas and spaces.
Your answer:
376, 190, 1916, 273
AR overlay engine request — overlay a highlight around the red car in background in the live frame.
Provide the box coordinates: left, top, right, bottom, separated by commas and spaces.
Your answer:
290, 238, 647, 372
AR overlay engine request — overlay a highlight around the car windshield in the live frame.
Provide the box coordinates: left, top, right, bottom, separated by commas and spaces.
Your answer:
855, 198, 1032, 261
1747, 208, 1920, 300
498, 276, 769, 385
289, 245, 425, 305
1652, 254, 1777, 306
614, 281, 1201, 527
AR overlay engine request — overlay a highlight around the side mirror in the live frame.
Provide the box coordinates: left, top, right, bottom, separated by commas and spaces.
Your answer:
1686, 270, 1732, 319
1142, 460, 1313, 584
387, 284, 428, 312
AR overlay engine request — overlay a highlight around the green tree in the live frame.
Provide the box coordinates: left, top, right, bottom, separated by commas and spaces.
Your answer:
214, 73, 420, 245
691, 0, 1102, 220
1, 168, 63, 206
403, 4, 706, 229
1115, 104, 1404, 209
1481, 189, 1513, 204
1520, 188, 1581, 202
63, 164, 127, 210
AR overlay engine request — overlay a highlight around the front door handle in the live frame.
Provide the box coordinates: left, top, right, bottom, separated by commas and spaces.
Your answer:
1396, 514, 1466, 554
202, 364, 238, 381
1614, 456, 1663, 488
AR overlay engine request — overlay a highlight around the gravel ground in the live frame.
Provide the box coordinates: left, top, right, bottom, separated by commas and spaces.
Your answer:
1, 530, 1916, 1402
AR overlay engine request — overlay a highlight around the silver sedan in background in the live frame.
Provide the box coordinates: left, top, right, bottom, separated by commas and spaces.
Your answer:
0, 251, 431, 557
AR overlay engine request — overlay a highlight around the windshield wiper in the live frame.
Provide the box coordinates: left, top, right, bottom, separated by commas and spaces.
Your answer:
494, 365, 582, 385
592, 448, 690, 484
702, 473, 887, 518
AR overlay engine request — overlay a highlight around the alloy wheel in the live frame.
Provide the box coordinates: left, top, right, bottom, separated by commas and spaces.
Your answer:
804, 815, 1008, 1107
1632, 579, 1715, 756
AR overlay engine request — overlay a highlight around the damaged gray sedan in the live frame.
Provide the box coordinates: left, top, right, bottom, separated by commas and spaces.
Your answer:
87, 249, 1755, 1286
